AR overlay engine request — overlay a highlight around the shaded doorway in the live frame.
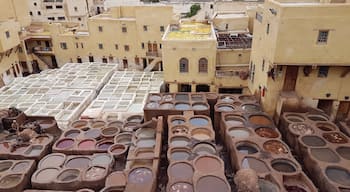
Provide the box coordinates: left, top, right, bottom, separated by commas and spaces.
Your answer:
283, 66, 298, 91
317, 99, 333, 116
219, 88, 243, 94
196, 84, 210, 92
179, 84, 191, 92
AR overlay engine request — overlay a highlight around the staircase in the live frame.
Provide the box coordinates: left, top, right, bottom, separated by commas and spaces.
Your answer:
144, 57, 162, 72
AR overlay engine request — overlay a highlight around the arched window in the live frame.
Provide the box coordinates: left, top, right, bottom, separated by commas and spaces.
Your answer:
198, 58, 208, 73
179, 58, 189, 73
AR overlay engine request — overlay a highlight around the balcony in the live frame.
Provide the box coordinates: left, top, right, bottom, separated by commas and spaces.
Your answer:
216, 69, 249, 80
32, 47, 54, 55
146, 51, 161, 57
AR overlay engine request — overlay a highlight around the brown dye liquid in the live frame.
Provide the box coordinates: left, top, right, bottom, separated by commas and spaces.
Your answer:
249, 115, 272, 126
0, 174, 21, 187
323, 132, 348, 144
316, 123, 335, 131
263, 140, 288, 154
255, 128, 279, 138
195, 156, 221, 173
196, 176, 229, 192
169, 163, 193, 179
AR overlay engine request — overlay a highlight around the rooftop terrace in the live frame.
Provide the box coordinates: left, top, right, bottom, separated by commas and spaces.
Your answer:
164, 22, 215, 40
217, 33, 252, 49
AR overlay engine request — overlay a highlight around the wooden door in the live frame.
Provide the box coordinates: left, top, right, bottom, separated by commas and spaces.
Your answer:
336, 101, 350, 121
283, 66, 298, 91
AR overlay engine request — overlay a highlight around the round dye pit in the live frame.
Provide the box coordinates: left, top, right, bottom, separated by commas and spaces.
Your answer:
323, 132, 348, 144
71, 120, 89, 129
192, 95, 204, 101
149, 95, 161, 102
109, 144, 127, 156
169, 182, 193, 192
40, 154, 65, 168
170, 150, 190, 161
189, 117, 209, 126
258, 179, 279, 192
159, 102, 174, 109
217, 105, 235, 112
64, 129, 80, 138
0, 161, 12, 172
169, 162, 193, 180
239, 95, 256, 102
13, 144, 29, 153
136, 128, 155, 139
128, 167, 153, 184
220, 96, 234, 103
35, 168, 59, 182
225, 115, 245, 127
192, 143, 216, 155
301, 135, 326, 147
194, 155, 222, 173
146, 102, 159, 109
97, 141, 114, 150
33, 135, 50, 144
170, 137, 190, 147
241, 157, 269, 173
107, 121, 123, 128
326, 167, 350, 186
289, 123, 314, 135
336, 147, 350, 160
171, 126, 188, 135
78, 139, 95, 150
163, 94, 173, 102
191, 128, 212, 141
307, 114, 328, 122
101, 127, 120, 137
175, 94, 189, 101
91, 121, 106, 129
236, 143, 259, 154
92, 154, 112, 166
85, 166, 106, 180
0, 174, 21, 188
196, 176, 230, 192
135, 150, 154, 159
241, 104, 261, 113
249, 115, 272, 126
136, 139, 156, 148
284, 185, 307, 192
310, 148, 340, 163
114, 133, 132, 145
316, 122, 337, 132
66, 157, 91, 169
57, 169, 80, 182
12, 161, 29, 172
192, 103, 208, 110
123, 122, 137, 132
25, 145, 43, 156
227, 128, 250, 139
84, 129, 101, 139
271, 159, 297, 173
171, 118, 186, 125
56, 138, 75, 149
175, 103, 190, 110
255, 128, 279, 138
285, 114, 305, 123
263, 140, 289, 154
126, 115, 143, 123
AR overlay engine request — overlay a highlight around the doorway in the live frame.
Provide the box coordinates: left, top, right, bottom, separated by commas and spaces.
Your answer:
77, 57, 82, 63
219, 88, 243, 94
51, 56, 58, 68
283, 66, 298, 91
179, 84, 191, 92
143, 58, 147, 69
336, 101, 350, 121
102, 57, 108, 63
45, 41, 50, 48
123, 59, 128, 69
317, 99, 333, 116
196, 84, 210, 92
89, 56, 94, 62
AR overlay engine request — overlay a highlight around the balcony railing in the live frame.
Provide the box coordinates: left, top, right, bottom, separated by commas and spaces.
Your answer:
146, 51, 161, 57
32, 47, 54, 54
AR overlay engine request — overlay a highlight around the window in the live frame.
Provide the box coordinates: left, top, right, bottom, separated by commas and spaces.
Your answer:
141, 43, 145, 49
5, 31, 10, 39
60, 42, 67, 49
74, 7, 78, 11
255, 13, 262, 23
89, 56, 94, 62
98, 43, 103, 49
143, 25, 148, 31
160, 44, 162, 49
262, 59, 265, 71
318, 66, 329, 78
102, 57, 108, 63
48, 17, 55, 21
317, 30, 329, 44
38, 11, 41, 15
210, 4, 213, 9
81, 43, 84, 48
122, 27, 127, 33
225, 24, 228, 30
29, 11, 33, 16
266, 23, 270, 34
34, 2, 37, 6
98, 26, 103, 32
198, 58, 208, 73
124, 45, 129, 51
58, 16, 65, 20
56, 5, 63, 9
78, 17, 81, 21
115, 44, 118, 50
179, 58, 189, 73
160, 26, 165, 32
75, 43, 79, 48
46, 6, 53, 9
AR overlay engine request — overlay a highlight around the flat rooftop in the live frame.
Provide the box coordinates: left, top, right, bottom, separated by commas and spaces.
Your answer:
164, 22, 214, 40
215, 12, 247, 19
217, 33, 252, 49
